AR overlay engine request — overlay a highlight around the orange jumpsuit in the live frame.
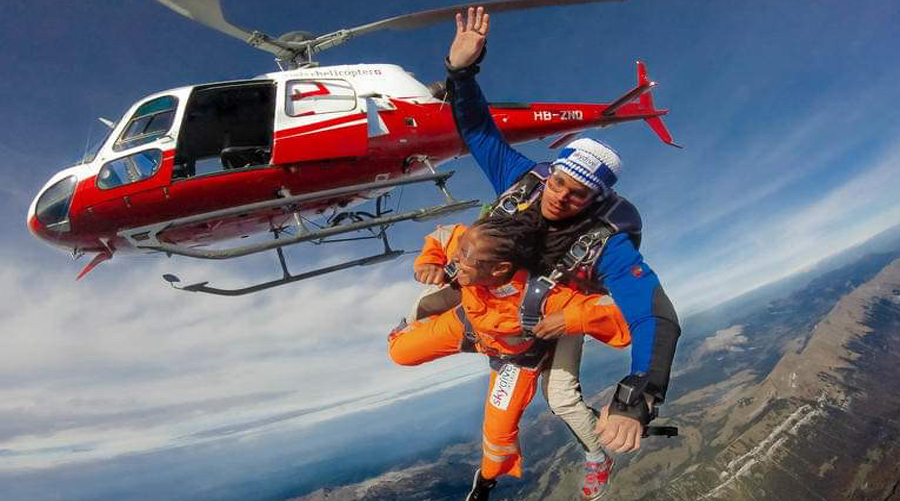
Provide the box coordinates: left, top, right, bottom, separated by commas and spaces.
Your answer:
388, 224, 630, 479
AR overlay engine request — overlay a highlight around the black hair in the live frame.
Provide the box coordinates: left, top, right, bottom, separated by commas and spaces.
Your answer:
473, 197, 601, 276
472, 209, 547, 274
520, 201, 598, 275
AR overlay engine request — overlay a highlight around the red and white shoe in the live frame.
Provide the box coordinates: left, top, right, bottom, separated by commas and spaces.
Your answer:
582, 455, 614, 500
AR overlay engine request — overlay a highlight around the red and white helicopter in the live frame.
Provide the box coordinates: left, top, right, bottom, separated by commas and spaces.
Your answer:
27, 0, 678, 296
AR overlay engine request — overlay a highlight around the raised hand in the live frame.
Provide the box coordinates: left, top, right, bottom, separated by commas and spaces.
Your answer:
448, 6, 490, 70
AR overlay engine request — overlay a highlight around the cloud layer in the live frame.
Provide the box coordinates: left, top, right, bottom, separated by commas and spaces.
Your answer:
0, 255, 483, 469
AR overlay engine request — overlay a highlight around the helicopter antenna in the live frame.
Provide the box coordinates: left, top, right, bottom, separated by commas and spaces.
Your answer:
81, 118, 95, 165
153, 0, 625, 69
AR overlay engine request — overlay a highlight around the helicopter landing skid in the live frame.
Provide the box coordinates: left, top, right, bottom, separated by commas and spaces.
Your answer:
156, 172, 479, 295
163, 247, 407, 296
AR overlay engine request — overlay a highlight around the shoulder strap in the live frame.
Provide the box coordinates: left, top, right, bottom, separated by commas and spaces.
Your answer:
487, 162, 551, 217
454, 306, 479, 353
594, 193, 643, 249
551, 224, 614, 280
519, 274, 557, 335
549, 193, 643, 281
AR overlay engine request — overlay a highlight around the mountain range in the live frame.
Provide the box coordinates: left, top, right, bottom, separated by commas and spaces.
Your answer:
291, 223, 900, 501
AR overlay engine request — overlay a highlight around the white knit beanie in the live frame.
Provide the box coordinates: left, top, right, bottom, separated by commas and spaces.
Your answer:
551, 138, 622, 192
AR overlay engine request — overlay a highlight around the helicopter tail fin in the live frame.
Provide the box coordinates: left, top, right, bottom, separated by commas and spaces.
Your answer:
643, 115, 680, 148
635, 61, 655, 111
602, 61, 681, 148
76, 251, 113, 280
634, 61, 681, 148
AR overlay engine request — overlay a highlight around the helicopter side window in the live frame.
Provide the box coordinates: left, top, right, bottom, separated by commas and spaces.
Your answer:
97, 149, 162, 190
286, 80, 356, 117
114, 96, 178, 152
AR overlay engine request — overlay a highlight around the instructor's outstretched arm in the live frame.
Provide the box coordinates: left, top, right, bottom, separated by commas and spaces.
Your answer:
446, 6, 535, 193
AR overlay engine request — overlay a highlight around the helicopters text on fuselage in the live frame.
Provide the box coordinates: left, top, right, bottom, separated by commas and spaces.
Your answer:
26, 0, 678, 295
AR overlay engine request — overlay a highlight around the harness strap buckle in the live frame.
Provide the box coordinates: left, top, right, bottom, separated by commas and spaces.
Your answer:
520, 314, 542, 333
536, 275, 557, 290
560, 228, 612, 274
493, 195, 520, 216
488, 170, 544, 217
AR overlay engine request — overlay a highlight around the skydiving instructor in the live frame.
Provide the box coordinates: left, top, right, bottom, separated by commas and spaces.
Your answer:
425, 6, 682, 498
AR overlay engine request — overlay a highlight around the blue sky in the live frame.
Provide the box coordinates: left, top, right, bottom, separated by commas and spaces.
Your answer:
1, 0, 899, 494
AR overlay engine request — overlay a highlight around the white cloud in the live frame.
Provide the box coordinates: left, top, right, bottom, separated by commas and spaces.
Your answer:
0, 253, 483, 469
640, 73, 897, 246
695, 325, 747, 358
621, 68, 900, 314
667, 136, 900, 313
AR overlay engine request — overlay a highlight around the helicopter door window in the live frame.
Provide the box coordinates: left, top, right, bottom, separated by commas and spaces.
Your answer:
114, 96, 179, 152
173, 81, 275, 178
286, 80, 356, 117
97, 149, 162, 190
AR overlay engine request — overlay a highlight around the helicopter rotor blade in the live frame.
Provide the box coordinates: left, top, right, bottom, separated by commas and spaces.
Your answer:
342, 0, 624, 38
154, 0, 626, 66
305, 0, 624, 58
152, 0, 297, 60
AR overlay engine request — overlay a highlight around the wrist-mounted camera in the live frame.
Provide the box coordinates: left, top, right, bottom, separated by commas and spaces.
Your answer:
610, 373, 657, 426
